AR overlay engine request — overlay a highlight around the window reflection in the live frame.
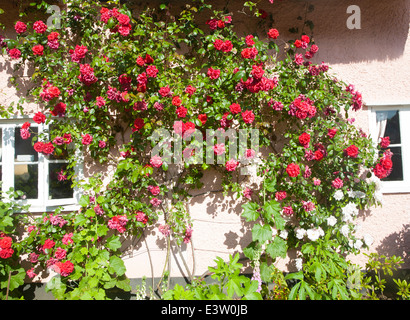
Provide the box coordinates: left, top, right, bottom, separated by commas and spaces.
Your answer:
14, 164, 38, 199
49, 163, 73, 199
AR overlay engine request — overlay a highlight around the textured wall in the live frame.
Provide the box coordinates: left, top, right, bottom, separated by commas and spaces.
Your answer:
0, 0, 409, 282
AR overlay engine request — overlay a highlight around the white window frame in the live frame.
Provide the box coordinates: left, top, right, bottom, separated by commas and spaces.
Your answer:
368, 104, 410, 194
0, 117, 82, 212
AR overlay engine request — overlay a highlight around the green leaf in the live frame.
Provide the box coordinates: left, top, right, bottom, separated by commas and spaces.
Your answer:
108, 255, 126, 276
266, 236, 287, 259
106, 235, 122, 251
79, 195, 90, 207
252, 224, 272, 243
263, 200, 285, 230
241, 202, 259, 222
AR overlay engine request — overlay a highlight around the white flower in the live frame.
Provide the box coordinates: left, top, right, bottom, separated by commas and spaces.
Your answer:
363, 234, 374, 247
279, 230, 288, 239
295, 258, 303, 271
374, 191, 383, 205
306, 228, 321, 241
333, 190, 344, 201
354, 239, 363, 250
272, 228, 278, 237
327, 216, 337, 227
341, 224, 349, 237
295, 227, 306, 240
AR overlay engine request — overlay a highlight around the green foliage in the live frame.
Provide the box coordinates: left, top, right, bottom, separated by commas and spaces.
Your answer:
163, 253, 262, 300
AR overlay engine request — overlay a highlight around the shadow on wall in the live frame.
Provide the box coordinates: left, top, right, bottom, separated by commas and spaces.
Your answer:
254, 0, 410, 64
376, 223, 410, 267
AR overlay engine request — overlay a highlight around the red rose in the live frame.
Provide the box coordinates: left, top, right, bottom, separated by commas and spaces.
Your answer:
117, 13, 130, 25
328, 128, 338, 138
172, 96, 182, 106
47, 85, 61, 99
33, 20, 47, 34
225, 159, 239, 172
344, 145, 359, 158
176, 106, 188, 118
241, 110, 255, 124
34, 142, 44, 153
43, 239, 55, 250
298, 132, 310, 148
47, 32, 60, 41
0, 248, 13, 259
159, 86, 171, 97
0, 236, 12, 249
267, 28, 279, 39
275, 191, 287, 201
9, 48, 21, 59
230, 103, 241, 114
81, 134, 93, 145
251, 65, 264, 79
314, 150, 324, 161
51, 102, 66, 117
380, 137, 390, 148
332, 178, 343, 189
294, 40, 302, 48
54, 260, 74, 277
286, 163, 300, 177
132, 118, 145, 132
42, 142, 55, 155
301, 35, 310, 44
33, 112, 46, 124
14, 21, 27, 34
32, 44, 44, 56
146, 65, 158, 78
207, 67, 220, 80
198, 114, 207, 125
380, 157, 393, 170
136, 56, 145, 66
241, 47, 258, 59
373, 163, 388, 179
185, 85, 196, 96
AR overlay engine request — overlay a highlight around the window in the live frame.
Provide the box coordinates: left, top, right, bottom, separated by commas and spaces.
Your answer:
369, 105, 410, 193
0, 118, 81, 212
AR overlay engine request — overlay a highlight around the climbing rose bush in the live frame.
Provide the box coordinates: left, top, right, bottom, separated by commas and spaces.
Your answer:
0, 0, 391, 300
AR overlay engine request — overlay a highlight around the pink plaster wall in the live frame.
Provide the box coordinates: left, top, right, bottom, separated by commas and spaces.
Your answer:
0, 0, 409, 281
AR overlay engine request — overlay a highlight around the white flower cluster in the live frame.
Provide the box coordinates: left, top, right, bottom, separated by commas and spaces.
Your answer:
295, 226, 324, 241
341, 202, 359, 222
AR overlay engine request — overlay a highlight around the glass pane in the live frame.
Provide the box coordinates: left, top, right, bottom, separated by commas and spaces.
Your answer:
15, 127, 38, 162
377, 110, 401, 145
49, 163, 73, 199
14, 164, 38, 199
381, 146, 403, 182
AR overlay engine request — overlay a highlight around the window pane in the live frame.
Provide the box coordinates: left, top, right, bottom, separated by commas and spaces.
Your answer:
381, 146, 403, 182
376, 110, 401, 144
49, 163, 73, 199
15, 127, 38, 162
14, 164, 38, 199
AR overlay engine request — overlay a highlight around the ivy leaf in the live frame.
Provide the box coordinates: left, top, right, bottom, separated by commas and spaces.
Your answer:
241, 202, 260, 222
266, 236, 287, 259
252, 224, 272, 243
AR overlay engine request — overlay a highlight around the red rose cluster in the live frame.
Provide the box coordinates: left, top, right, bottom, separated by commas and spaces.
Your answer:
100, 7, 132, 36
288, 95, 317, 120
373, 150, 393, 179
0, 234, 14, 259
206, 16, 232, 30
